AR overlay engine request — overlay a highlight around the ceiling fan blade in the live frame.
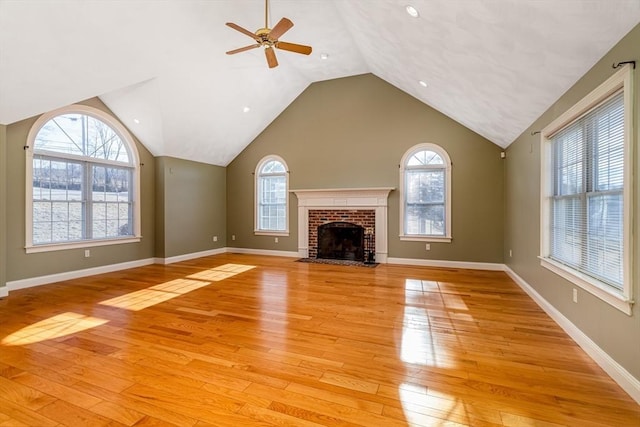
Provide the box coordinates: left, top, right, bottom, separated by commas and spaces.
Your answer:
265, 46, 278, 68
226, 44, 260, 55
268, 17, 293, 40
275, 41, 312, 55
226, 22, 260, 41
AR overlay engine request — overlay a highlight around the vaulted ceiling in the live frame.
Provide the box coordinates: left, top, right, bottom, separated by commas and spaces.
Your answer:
1, 0, 639, 166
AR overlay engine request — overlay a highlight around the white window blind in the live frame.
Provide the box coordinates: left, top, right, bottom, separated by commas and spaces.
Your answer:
550, 91, 624, 290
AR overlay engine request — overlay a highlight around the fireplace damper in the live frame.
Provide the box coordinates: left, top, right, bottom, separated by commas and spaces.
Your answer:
317, 222, 364, 261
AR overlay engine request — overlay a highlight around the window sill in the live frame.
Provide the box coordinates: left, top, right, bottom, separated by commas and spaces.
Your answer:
399, 235, 452, 243
539, 257, 633, 315
26, 237, 142, 254
254, 230, 289, 237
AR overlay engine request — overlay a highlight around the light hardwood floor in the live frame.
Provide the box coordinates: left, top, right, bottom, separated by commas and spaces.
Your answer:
0, 253, 638, 426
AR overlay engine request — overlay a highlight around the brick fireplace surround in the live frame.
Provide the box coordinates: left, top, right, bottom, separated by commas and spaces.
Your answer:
291, 188, 394, 263
308, 209, 375, 259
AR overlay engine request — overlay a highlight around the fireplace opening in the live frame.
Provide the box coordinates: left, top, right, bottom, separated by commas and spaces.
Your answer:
317, 222, 364, 261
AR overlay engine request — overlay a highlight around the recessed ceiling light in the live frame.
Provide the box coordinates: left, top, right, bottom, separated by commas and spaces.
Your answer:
419, 80, 428, 87
320, 53, 329, 60
133, 118, 140, 124
406, 5, 420, 18
243, 106, 251, 113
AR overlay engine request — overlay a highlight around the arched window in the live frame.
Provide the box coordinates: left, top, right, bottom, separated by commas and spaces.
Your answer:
399, 143, 452, 242
25, 104, 141, 252
255, 155, 289, 235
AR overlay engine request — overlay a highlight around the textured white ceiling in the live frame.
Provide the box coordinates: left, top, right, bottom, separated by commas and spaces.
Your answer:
1, 0, 639, 166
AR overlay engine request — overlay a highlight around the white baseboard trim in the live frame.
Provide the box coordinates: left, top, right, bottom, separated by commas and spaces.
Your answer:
6, 258, 155, 292
504, 266, 640, 404
387, 257, 504, 271
226, 247, 300, 258
0, 286, 8, 298
158, 248, 227, 265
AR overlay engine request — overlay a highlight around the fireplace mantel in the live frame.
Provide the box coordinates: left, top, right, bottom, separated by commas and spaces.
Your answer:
291, 188, 394, 263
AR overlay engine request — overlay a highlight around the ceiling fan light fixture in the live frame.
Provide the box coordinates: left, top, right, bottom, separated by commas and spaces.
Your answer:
406, 5, 420, 18
225, 0, 312, 68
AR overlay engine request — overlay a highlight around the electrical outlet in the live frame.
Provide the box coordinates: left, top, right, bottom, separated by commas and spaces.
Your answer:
274, 237, 279, 243
425, 243, 430, 251
232, 234, 236, 241
213, 236, 218, 242
509, 249, 512, 257
84, 249, 90, 258
572, 288, 578, 303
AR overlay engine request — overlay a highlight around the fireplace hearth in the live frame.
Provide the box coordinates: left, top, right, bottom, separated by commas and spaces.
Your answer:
317, 222, 364, 261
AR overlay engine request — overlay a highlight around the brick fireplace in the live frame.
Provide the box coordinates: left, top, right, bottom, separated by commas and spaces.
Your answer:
308, 209, 375, 259
291, 188, 394, 263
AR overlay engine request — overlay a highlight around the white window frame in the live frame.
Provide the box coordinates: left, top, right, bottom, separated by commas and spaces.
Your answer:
254, 155, 289, 236
25, 104, 142, 253
540, 64, 634, 315
399, 143, 452, 242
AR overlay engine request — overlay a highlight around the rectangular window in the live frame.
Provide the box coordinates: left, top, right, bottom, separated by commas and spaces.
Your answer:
32, 157, 84, 244
550, 92, 624, 288
91, 165, 133, 238
32, 155, 133, 244
258, 175, 286, 231
540, 65, 633, 314
405, 169, 445, 236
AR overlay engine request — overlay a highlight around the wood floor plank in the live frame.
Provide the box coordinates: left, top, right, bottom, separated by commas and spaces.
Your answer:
88, 401, 148, 426
0, 396, 59, 427
285, 382, 384, 414
134, 356, 252, 392
319, 372, 379, 394
37, 399, 124, 427
382, 404, 473, 427
245, 382, 409, 426
499, 412, 565, 427
238, 402, 329, 426
0, 375, 57, 411
0, 253, 638, 426
71, 380, 199, 426
377, 383, 504, 425
11, 371, 103, 409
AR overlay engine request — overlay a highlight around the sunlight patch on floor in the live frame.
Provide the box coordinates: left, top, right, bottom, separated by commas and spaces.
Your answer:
401, 279, 456, 368
398, 383, 472, 426
400, 306, 451, 367
404, 279, 440, 292
188, 263, 255, 281
1, 312, 108, 346
99, 278, 211, 311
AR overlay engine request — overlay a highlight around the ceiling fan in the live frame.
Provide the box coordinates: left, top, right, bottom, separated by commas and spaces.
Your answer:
225, 0, 312, 68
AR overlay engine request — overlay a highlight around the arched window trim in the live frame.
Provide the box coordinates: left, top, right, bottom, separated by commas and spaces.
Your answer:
254, 154, 289, 236
399, 143, 452, 242
25, 104, 142, 253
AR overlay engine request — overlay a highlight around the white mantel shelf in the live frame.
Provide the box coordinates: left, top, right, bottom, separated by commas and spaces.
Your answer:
291, 187, 394, 207
292, 188, 394, 263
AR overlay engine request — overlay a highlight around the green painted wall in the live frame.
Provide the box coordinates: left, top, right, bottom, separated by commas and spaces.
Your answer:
227, 74, 505, 262
157, 156, 226, 258
4, 98, 156, 281
505, 24, 640, 380
0, 124, 6, 293
154, 157, 166, 259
